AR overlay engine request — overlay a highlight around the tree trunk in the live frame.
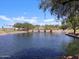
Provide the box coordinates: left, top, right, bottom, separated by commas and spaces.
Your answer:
73, 18, 76, 35
73, 27, 76, 35
73, 22, 76, 35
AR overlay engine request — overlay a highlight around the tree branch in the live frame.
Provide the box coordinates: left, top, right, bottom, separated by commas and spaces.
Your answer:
62, 0, 79, 5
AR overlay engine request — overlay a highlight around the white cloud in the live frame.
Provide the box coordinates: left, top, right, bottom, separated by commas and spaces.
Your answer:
44, 19, 54, 22
12, 16, 38, 25
0, 15, 11, 20
43, 18, 61, 25
0, 15, 61, 26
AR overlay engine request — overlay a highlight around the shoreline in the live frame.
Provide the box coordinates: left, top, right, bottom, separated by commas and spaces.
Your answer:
0, 29, 78, 36
0, 31, 27, 36
0, 30, 63, 36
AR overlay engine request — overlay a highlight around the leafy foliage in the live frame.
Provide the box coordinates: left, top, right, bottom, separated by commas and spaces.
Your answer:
60, 20, 67, 30
13, 23, 35, 30
66, 40, 79, 56
40, 0, 79, 18
14, 23, 23, 28
44, 25, 56, 30
40, 0, 79, 34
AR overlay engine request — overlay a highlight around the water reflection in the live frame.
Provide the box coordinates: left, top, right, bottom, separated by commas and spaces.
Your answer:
10, 48, 64, 59
0, 32, 74, 59
66, 37, 79, 56
15, 32, 33, 38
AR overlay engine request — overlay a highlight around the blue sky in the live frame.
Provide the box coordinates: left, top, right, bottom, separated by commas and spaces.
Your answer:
0, 0, 61, 28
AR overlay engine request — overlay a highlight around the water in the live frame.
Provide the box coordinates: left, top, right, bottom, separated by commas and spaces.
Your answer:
0, 32, 75, 59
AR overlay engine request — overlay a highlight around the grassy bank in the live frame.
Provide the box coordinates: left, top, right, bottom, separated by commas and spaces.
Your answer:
0, 30, 27, 35
0, 29, 79, 35
64, 29, 79, 34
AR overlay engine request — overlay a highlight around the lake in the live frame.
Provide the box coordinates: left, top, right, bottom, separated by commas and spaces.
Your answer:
0, 32, 76, 59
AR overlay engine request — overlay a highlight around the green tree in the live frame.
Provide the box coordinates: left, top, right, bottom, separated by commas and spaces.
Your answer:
60, 20, 67, 30
23, 23, 35, 30
40, 0, 79, 18
40, 0, 79, 34
34, 25, 40, 30
66, 16, 79, 34
13, 23, 23, 30
13, 23, 35, 31
44, 25, 55, 30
